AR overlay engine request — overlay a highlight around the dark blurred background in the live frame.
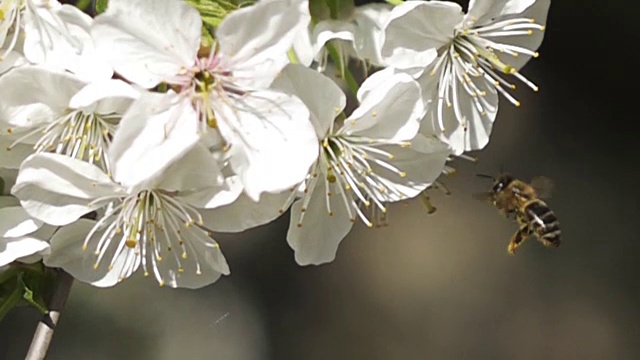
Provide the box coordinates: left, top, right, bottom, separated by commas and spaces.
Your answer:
2, 0, 639, 359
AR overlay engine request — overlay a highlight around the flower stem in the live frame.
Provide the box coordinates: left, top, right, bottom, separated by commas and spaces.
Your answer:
325, 42, 359, 96
24, 270, 74, 360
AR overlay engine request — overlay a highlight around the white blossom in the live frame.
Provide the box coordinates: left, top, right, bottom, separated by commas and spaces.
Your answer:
381, 0, 549, 154
12, 146, 235, 288
92, 0, 318, 201
0, 194, 51, 267
273, 65, 450, 265
0, 65, 138, 171
293, 3, 391, 68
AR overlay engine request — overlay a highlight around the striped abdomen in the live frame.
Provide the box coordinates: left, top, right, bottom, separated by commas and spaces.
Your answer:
522, 199, 561, 248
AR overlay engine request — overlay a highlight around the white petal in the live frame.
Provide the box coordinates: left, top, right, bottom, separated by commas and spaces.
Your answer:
69, 79, 139, 114
357, 66, 424, 102
291, 25, 315, 66
0, 236, 50, 267
92, 0, 200, 88
214, 90, 318, 201
381, 1, 463, 69
218, 0, 309, 87
467, 0, 536, 25
489, 0, 550, 71
0, 206, 42, 238
156, 143, 223, 192
11, 153, 121, 225
0, 50, 27, 75
272, 64, 346, 138
44, 219, 131, 287
23, 4, 112, 82
287, 180, 353, 265
344, 73, 423, 141
0, 66, 84, 128
0, 2, 20, 50
0, 139, 32, 169
180, 173, 243, 209
155, 234, 229, 289
109, 93, 201, 188
201, 190, 292, 232
312, 19, 356, 54
353, 3, 392, 66
374, 135, 451, 202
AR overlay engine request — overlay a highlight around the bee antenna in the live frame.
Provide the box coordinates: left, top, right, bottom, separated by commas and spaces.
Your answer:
476, 173, 494, 180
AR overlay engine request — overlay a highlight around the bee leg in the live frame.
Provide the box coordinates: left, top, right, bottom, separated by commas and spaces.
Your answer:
507, 224, 531, 255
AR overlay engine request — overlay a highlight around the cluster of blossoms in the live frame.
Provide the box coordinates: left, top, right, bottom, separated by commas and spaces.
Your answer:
0, 0, 549, 289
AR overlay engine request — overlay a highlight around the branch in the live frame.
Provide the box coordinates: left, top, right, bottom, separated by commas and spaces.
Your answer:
24, 270, 74, 360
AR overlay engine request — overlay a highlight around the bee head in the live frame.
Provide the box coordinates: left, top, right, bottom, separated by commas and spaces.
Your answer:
492, 174, 514, 194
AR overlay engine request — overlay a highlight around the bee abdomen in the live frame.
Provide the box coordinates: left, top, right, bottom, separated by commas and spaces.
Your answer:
524, 200, 561, 248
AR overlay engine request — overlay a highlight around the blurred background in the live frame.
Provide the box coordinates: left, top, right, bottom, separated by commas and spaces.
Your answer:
2, 0, 639, 359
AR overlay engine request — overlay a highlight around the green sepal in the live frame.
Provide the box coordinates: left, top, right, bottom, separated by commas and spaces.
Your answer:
19, 273, 49, 315
0, 263, 51, 321
310, 0, 354, 21
74, 0, 92, 11
95, 0, 109, 14
325, 0, 354, 20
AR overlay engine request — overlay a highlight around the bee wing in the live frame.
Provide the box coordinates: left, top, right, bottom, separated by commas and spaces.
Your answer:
530, 176, 555, 199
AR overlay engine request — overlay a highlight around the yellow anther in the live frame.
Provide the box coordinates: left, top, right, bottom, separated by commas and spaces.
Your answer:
125, 239, 137, 248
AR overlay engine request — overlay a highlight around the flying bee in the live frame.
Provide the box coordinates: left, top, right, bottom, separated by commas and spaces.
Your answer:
474, 173, 561, 254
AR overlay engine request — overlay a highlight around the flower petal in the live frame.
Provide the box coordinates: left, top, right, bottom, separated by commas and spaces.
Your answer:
201, 190, 292, 232
214, 90, 318, 201
218, 0, 309, 87
467, 0, 536, 25
44, 219, 132, 288
108, 93, 201, 188
353, 3, 392, 66
0, 66, 84, 129
155, 233, 229, 289
272, 64, 346, 138
92, 0, 200, 88
69, 79, 139, 114
343, 73, 423, 141
381, 1, 463, 69
418, 66, 499, 154
489, 0, 550, 71
0, 139, 32, 169
287, 180, 353, 265
0, 50, 27, 76
0, 236, 50, 267
0, 206, 42, 238
373, 135, 451, 202
11, 153, 121, 225
23, 4, 113, 82
156, 143, 223, 192
180, 173, 243, 210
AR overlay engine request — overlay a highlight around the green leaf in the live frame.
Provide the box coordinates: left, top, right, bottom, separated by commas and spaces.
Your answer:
95, 0, 109, 14
186, 0, 239, 29
0, 280, 22, 321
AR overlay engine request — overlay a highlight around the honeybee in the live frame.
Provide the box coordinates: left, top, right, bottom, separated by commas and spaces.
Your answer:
475, 173, 561, 254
